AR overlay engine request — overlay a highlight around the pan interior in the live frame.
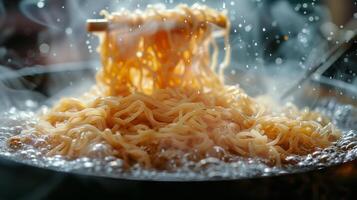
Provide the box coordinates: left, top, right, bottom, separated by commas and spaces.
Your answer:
0, 68, 356, 181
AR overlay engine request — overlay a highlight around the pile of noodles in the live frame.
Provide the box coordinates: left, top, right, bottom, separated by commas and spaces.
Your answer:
9, 4, 340, 169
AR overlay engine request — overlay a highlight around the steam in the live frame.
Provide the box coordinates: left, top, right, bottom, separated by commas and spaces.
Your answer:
0, 65, 46, 111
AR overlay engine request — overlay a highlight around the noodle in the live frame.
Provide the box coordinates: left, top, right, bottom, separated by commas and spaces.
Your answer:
9, 4, 340, 169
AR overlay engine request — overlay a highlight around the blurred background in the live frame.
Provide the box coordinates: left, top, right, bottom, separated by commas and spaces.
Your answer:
0, 0, 357, 65
0, 0, 356, 95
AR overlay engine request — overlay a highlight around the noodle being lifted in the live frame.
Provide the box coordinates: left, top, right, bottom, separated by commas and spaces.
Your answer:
9, 4, 340, 169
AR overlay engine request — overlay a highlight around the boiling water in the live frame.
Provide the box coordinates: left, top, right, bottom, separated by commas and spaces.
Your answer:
0, 99, 356, 181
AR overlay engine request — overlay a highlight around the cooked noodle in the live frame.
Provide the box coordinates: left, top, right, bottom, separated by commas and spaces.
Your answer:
9, 4, 340, 169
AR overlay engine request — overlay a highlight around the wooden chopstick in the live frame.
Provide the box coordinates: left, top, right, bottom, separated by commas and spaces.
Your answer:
87, 18, 228, 32
87, 19, 109, 32
86, 10, 228, 32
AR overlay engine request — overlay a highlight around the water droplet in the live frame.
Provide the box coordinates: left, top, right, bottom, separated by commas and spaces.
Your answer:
39, 43, 50, 54
37, 1, 45, 8
65, 27, 73, 35
136, 51, 143, 58
244, 25, 252, 32
275, 57, 283, 65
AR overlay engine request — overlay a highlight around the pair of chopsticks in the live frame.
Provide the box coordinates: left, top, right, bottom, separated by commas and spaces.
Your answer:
86, 9, 228, 32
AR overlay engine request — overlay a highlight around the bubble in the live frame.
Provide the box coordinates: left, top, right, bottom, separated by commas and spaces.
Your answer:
84, 162, 94, 168
25, 100, 37, 108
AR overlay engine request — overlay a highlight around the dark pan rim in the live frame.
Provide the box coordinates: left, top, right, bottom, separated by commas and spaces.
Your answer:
1, 152, 356, 182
